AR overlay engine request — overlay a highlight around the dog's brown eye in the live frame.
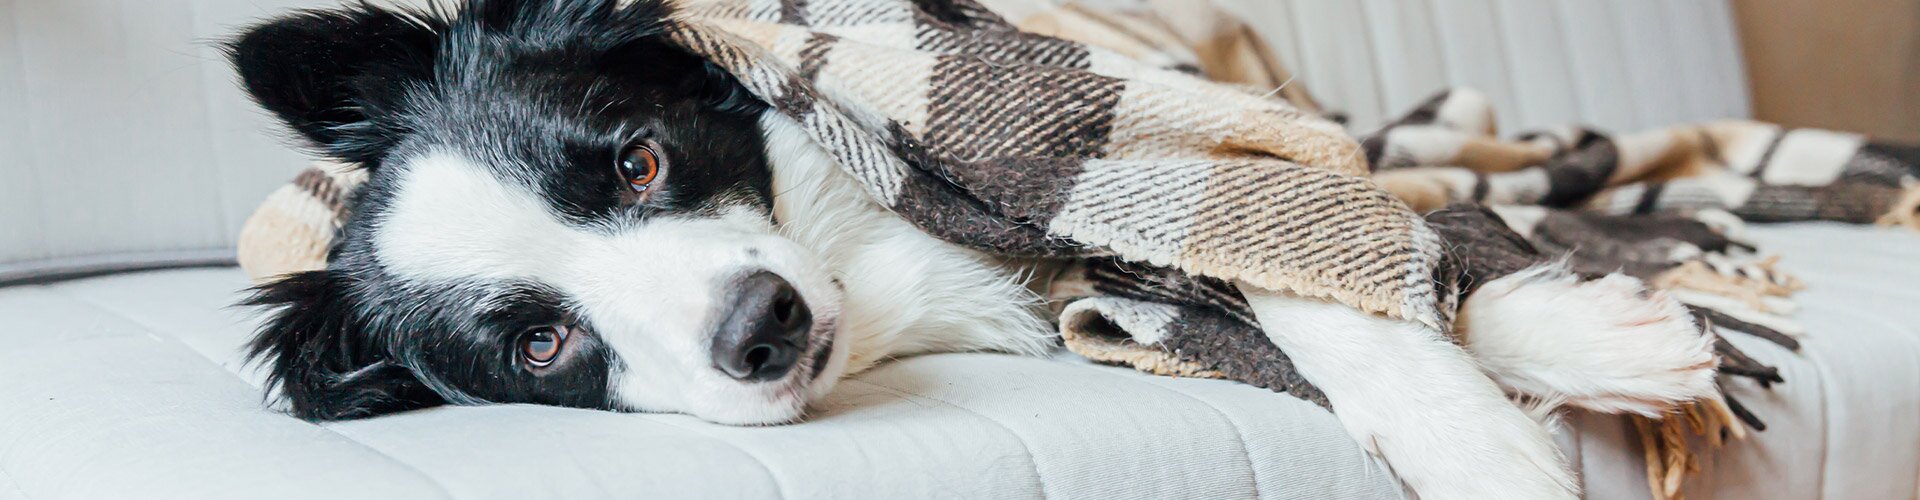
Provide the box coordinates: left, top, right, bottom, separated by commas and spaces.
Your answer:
521, 325, 568, 367
618, 142, 662, 192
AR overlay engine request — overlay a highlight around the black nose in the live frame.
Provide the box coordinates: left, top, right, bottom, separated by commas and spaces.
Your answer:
710, 271, 813, 382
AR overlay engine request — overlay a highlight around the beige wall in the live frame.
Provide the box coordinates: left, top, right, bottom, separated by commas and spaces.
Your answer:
1732, 0, 1920, 143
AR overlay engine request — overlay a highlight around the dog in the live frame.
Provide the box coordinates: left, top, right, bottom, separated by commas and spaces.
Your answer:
233, 1, 1721, 498
232, 0, 1053, 426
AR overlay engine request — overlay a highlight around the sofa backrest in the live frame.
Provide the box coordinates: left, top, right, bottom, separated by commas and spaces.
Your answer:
0, 0, 1752, 283
0, 0, 325, 283
1211, 0, 1753, 132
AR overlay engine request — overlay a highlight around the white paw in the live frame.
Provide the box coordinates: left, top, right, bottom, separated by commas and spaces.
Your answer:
1240, 288, 1578, 500
1460, 263, 1720, 417
1339, 388, 1580, 500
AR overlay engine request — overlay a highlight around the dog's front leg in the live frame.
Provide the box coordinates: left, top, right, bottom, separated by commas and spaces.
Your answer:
1239, 285, 1577, 500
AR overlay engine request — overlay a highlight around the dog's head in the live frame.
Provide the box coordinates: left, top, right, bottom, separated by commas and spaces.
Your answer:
230, 0, 848, 424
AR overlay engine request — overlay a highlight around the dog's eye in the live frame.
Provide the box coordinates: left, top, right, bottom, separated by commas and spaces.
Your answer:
618, 141, 663, 193
520, 325, 568, 367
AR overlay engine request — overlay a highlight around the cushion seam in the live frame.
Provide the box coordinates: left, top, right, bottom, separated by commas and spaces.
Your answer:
0, 463, 27, 498
845, 378, 1049, 498
627, 415, 790, 500
1803, 315, 1835, 500
304, 425, 459, 500
37, 283, 241, 377
0, 251, 236, 288
1067, 364, 1267, 500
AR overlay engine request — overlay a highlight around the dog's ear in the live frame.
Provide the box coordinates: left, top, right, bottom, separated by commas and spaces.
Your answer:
244, 271, 445, 421
529, 0, 762, 116
600, 36, 767, 116
688, 56, 767, 116
228, 6, 441, 164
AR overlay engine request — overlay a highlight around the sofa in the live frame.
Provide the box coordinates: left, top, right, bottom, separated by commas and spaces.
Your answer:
3, 1, 1915, 498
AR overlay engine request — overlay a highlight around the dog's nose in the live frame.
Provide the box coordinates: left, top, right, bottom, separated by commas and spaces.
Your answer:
710, 271, 812, 381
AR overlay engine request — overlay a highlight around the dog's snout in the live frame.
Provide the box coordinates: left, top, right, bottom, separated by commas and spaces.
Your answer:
711, 271, 813, 381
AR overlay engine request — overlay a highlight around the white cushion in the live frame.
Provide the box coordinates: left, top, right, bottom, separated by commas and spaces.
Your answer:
0, 272, 1398, 499
3, 223, 1917, 499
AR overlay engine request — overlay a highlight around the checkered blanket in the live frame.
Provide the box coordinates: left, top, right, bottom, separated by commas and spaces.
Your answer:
1369, 90, 1920, 227
668, 0, 1457, 332
1353, 88, 1916, 499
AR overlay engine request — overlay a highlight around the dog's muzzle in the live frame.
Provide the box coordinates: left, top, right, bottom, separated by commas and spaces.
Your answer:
709, 271, 813, 382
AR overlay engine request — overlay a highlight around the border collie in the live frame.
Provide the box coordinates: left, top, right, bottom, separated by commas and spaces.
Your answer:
232, 0, 1053, 426
234, 1, 1721, 498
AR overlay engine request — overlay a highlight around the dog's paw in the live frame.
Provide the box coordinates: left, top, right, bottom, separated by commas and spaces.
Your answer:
1339, 393, 1580, 500
1325, 334, 1579, 500
1239, 288, 1577, 500
1460, 263, 1720, 417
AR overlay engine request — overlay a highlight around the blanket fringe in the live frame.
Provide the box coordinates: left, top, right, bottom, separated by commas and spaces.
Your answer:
1633, 399, 1747, 500
1637, 255, 1796, 499
1651, 257, 1802, 310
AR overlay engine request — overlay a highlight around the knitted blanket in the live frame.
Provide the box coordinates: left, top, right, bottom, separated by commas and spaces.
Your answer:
237, 1, 1918, 497
1369, 90, 1920, 228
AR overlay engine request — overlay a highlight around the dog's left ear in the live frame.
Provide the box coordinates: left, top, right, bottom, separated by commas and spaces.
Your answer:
244, 271, 446, 421
565, 0, 763, 116
596, 36, 768, 117
228, 5, 441, 163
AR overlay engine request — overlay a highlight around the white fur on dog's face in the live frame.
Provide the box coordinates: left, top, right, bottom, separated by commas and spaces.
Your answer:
372, 150, 851, 424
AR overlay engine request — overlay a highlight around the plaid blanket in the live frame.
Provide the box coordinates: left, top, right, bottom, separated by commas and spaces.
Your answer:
1369, 90, 1920, 228
237, 1, 1918, 496
1350, 88, 1917, 500
668, 0, 1460, 331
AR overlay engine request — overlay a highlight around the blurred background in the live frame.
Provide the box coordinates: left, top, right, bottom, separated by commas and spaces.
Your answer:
1734, 0, 1920, 143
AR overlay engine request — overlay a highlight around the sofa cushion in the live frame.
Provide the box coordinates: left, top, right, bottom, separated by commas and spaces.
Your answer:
2, 223, 1915, 499
0, 269, 1398, 498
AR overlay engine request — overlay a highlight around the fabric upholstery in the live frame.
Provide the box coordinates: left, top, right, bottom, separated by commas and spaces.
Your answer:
1, 223, 1915, 499
0, 0, 319, 270
1209, 0, 1752, 132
